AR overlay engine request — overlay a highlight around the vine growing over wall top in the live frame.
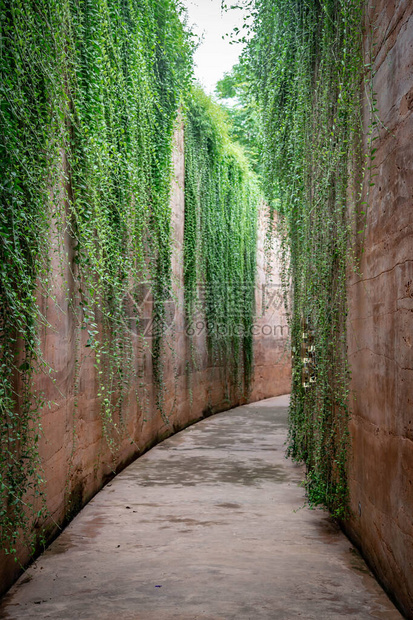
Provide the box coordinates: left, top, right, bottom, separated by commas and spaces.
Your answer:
184, 87, 258, 398
0, 0, 193, 556
245, 0, 365, 517
0, 0, 260, 564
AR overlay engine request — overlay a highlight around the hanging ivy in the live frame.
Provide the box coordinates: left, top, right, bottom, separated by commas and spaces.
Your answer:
245, 0, 365, 517
0, 0, 69, 557
183, 87, 258, 397
65, 0, 193, 434
0, 0, 193, 556
0, 0, 261, 563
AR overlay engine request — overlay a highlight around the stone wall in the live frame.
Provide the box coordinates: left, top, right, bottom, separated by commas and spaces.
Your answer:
0, 124, 291, 596
345, 2, 413, 616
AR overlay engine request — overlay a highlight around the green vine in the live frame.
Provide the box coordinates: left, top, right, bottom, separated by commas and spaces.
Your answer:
0, 0, 68, 557
245, 0, 365, 517
0, 0, 193, 556
183, 87, 258, 396
66, 0, 193, 434
0, 0, 261, 563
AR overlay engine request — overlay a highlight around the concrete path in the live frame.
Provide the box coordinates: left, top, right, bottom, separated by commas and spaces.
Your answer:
0, 396, 402, 619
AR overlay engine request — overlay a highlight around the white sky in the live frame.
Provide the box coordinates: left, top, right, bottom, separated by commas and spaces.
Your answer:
180, 0, 246, 94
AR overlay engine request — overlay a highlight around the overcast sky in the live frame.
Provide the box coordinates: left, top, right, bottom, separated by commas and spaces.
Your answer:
180, 0, 246, 94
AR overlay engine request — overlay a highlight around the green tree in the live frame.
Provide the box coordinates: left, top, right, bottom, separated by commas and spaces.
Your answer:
215, 63, 261, 175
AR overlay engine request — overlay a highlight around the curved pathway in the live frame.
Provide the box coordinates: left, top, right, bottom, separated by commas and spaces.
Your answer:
0, 396, 401, 619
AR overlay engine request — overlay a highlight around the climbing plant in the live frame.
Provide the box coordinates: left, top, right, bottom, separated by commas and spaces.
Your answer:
66, 0, 193, 434
0, 0, 261, 561
183, 87, 259, 397
0, 0, 69, 557
0, 0, 193, 556
244, 0, 365, 517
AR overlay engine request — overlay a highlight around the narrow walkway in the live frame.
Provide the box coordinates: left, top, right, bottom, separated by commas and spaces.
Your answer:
0, 396, 401, 619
